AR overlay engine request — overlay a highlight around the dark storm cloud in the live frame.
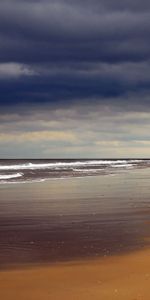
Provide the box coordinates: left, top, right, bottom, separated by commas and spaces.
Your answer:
0, 0, 150, 108
0, 62, 150, 108
0, 0, 150, 63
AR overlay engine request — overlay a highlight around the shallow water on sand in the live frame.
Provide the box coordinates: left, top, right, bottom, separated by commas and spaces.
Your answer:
0, 168, 150, 269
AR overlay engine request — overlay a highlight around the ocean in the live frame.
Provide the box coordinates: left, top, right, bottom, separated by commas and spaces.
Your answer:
0, 158, 150, 184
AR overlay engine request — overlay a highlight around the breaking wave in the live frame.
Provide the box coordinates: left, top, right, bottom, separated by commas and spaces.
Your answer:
0, 173, 23, 180
0, 159, 142, 171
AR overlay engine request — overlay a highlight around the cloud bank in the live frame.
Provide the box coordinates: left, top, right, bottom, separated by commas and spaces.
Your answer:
0, 0, 150, 157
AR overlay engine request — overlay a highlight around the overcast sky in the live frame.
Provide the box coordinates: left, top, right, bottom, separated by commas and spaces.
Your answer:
0, 0, 150, 158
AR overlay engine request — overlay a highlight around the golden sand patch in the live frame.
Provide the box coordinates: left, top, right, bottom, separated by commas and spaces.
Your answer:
0, 248, 150, 300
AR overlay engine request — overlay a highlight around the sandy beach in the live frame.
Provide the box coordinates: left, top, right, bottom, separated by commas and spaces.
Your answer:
0, 248, 150, 300
0, 167, 150, 299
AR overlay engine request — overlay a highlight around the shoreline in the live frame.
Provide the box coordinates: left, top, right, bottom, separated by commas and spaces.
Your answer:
0, 247, 150, 299
0, 241, 149, 272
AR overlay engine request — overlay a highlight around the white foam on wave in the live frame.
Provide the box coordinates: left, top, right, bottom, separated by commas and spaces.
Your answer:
0, 159, 142, 171
0, 172, 23, 180
111, 164, 134, 168
73, 168, 105, 173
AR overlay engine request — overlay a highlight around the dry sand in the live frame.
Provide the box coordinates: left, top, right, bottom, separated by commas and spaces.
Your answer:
0, 248, 150, 300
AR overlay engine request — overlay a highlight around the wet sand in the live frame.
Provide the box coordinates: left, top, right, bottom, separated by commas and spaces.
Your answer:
0, 248, 150, 300
0, 169, 150, 267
